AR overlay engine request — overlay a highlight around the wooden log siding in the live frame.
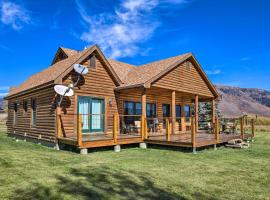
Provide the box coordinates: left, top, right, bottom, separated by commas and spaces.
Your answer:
6, 86, 56, 142
60, 55, 118, 139
152, 60, 214, 98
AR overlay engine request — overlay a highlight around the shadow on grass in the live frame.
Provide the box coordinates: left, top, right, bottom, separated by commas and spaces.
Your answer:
10, 167, 202, 200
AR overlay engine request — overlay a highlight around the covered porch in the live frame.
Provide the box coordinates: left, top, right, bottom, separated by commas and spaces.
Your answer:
56, 86, 255, 152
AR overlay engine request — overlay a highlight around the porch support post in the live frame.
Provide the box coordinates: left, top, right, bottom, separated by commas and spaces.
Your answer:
141, 89, 146, 139
171, 91, 176, 134
195, 95, 199, 132
211, 98, 215, 124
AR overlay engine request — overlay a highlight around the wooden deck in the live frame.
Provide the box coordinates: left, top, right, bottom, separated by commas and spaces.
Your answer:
146, 133, 253, 148
58, 133, 143, 149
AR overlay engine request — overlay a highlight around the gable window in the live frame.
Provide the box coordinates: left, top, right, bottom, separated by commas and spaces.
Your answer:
147, 103, 156, 118
14, 103, 18, 125
31, 98, 37, 126
23, 100, 27, 115
89, 55, 96, 69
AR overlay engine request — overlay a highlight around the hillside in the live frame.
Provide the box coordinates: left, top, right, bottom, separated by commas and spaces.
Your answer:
216, 85, 270, 117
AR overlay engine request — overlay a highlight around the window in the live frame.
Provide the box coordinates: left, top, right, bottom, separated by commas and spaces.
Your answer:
23, 100, 27, 114
147, 103, 156, 118
123, 101, 142, 126
176, 105, 181, 118
14, 103, 18, 125
89, 55, 96, 68
184, 105, 190, 117
162, 104, 170, 118
31, 98, 37, 126
124, 101, 142, 115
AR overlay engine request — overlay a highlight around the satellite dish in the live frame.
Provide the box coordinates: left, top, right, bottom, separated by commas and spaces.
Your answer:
54, 85, 74, 97
74, 64, 88, 75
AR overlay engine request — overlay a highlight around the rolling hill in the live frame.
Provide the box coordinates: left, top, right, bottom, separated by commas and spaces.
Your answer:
216, 85, 270, 117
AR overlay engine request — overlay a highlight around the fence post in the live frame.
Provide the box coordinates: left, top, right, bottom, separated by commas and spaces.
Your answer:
77, 114, 82, 147
166, 118, 171, 141
251, 118, 255, 138
57, 114, 62, 139
113, 114, 118, 143
191, 117, 196, 153
240, 117, 244, 139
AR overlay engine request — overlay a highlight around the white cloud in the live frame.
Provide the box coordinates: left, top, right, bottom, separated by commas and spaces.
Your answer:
0, 1, 30, 30
206, 69, 221, 75
76, 0, 188, 58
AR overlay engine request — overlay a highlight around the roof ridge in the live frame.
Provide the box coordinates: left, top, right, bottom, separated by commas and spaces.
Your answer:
138, 52, 191, 68
108, 59, 137, 67
60, 46, 80, 53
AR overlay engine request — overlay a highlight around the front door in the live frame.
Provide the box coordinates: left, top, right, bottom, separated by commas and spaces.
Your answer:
78, 96, 105, 133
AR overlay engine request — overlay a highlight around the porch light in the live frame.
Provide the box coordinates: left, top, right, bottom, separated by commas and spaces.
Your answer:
109, 97, 114, 107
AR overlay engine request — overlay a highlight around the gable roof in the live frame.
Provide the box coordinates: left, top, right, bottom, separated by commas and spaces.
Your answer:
6, 45, 122, 98
119, 53, 191, 88
61, 47, 79, 57
6, 45, 218, 99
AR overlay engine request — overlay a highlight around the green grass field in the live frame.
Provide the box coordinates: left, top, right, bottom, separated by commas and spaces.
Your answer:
0, 127, 270, 200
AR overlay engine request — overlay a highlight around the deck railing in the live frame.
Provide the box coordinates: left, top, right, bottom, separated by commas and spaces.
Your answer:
56, 113, 255, 148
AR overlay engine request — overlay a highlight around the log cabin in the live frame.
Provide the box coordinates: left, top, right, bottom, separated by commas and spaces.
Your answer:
5, 45, 254, 153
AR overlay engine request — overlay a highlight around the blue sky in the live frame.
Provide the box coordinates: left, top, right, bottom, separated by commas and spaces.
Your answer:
0, 0, 270, 97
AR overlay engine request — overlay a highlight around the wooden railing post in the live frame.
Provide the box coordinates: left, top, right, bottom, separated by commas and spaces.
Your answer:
57, 114, 62, 139
166, 118, 171, 141
240, 117, 244, 139
141, 115, 145, 140
144, 117, 148, 139
77, 114, 82, 147
251, 118, 255, 138
214, 116, 219, 143
113, 114, 119, 143
191, 117, 196, 152
181, 117, 186, 132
